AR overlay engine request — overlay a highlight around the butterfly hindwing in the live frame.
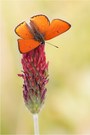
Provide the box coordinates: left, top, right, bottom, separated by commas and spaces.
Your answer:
45, 19, 71, 40
18, 39, 40, 53
15, 22, 34, 39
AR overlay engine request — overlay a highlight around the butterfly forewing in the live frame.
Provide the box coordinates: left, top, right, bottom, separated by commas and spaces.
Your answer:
44, 19, 71, 40
15, 22, 34, 39
30, 15, 50, 35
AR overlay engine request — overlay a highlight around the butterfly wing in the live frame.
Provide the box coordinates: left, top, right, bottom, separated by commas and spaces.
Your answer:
44, 19, 71, 40
18, 39, 40, 53
15, 22, 34, 39
30, 15, 50, 35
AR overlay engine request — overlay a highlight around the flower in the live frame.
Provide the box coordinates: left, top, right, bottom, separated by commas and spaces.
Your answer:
18, 44, 49, 114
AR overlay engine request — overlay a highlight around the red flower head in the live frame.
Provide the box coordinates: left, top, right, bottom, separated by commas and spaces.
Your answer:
18, 45, 49, 113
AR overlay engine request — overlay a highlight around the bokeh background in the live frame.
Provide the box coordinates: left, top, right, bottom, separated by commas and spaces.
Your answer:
1, 0, 90, 134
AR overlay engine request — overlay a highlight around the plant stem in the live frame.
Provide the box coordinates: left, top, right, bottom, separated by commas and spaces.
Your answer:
33, 114, 39, 135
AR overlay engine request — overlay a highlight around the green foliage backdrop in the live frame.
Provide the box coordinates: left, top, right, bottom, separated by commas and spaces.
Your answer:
1, 0, 90, 134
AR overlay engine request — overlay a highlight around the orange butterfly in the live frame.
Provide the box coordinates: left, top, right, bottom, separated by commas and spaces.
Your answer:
15, 14, 71, 53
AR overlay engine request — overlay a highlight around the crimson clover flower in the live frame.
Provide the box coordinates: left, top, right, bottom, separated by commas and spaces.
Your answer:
18, 44, 49, 114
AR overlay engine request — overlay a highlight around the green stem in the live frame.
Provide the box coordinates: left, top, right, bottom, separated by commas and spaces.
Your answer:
33, 114, 39, 135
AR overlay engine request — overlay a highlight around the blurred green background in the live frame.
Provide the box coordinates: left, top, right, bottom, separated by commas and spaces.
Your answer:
1, 0, 90, 134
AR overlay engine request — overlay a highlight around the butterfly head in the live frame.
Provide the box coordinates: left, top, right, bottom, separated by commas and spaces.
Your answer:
34, 32, 45, 45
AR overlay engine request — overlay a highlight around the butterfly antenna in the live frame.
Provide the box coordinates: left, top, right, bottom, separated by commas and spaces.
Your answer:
46, 42, 59, 48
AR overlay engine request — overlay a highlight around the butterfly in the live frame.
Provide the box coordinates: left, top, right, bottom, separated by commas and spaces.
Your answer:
15, 14, 71, 53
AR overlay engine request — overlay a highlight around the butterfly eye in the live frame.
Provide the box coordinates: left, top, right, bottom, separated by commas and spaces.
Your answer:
41, 41, 45, 45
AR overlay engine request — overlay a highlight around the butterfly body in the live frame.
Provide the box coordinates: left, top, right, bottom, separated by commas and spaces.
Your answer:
15, 14, 71, 53
30, 20, 45, 44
